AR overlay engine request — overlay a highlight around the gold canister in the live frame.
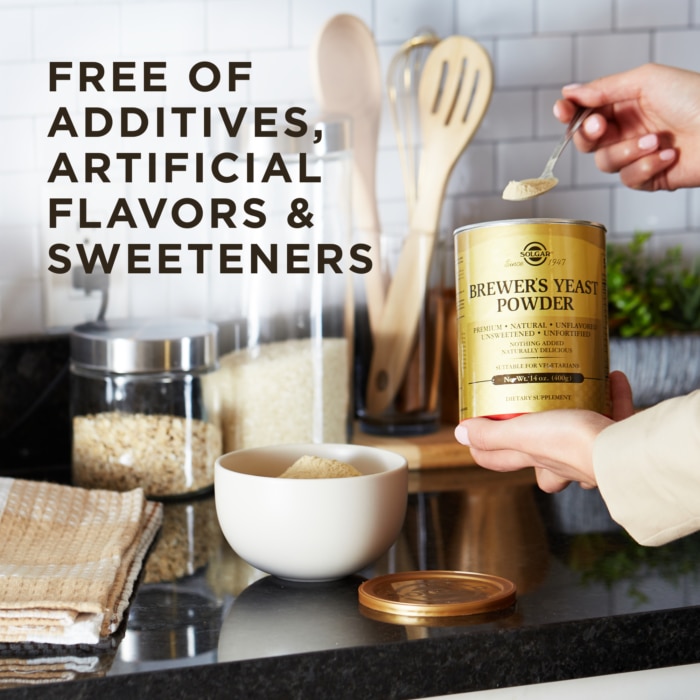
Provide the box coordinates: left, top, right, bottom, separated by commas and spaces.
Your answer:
454, 219, 610, 419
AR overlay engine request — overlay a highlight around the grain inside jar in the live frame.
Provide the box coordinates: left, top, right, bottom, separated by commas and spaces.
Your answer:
70, 318, 222, 498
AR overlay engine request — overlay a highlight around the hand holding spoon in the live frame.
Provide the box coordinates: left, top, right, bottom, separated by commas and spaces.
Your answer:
502, 107, 593, 201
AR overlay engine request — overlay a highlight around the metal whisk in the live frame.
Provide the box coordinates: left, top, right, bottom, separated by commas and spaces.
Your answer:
386, 29, 440, 217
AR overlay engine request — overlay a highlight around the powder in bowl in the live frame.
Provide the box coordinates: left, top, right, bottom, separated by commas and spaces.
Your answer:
279, 455, 363, 479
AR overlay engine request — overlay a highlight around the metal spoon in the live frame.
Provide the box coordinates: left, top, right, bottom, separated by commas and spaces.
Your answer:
502, 106, 593, 201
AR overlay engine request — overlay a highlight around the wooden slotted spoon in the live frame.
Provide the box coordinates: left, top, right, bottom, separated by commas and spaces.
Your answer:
312, 14, 385, 337
366, 35, 493, 415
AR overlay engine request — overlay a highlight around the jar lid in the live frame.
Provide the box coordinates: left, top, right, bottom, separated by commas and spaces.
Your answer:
358, 570, 516, 619
70, 318, 218, 373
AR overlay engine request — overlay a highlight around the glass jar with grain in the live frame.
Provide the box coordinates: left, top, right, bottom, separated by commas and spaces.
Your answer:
70, 318, 222, 499
208, 118, 354, 451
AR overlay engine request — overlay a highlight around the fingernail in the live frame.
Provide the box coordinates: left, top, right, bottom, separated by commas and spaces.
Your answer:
583, 116, 601, 135
562, 83, 582, 90
659, 148, 676, 162
638, 134, 658, 150
454, 424, 471, 446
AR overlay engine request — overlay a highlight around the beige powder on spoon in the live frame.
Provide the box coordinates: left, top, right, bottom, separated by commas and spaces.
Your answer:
502, 177, 558, 201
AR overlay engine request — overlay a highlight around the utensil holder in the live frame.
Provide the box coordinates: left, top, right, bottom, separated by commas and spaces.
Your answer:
355, 229, 444, 436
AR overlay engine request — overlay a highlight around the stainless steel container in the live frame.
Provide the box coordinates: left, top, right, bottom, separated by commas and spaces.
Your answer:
70, 317, 222, 498
454, 219, 610, 419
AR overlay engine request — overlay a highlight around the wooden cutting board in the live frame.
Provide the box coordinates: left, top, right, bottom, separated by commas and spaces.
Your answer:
353, 423, 474, 470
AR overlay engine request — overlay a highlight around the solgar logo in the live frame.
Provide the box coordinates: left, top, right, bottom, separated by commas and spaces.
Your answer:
520, 241, 550, 266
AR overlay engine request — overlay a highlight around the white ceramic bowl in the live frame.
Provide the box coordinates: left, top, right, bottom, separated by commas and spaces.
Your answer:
214, 443, 408, 581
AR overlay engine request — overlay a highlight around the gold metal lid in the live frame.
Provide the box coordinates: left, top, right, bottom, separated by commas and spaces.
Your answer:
358, 570, 516, 619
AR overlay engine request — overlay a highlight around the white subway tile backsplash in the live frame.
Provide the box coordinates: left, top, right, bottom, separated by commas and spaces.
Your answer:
125, 274, 167, 317
207, 0, 290, 51
457, 0, 535, 37
613, 188, 689, 234
650, 229, 700, 257
478, 90, 534, 141
690, 189, 700, 229
447, 143, 496, 197
496, 36, 573, 88
0, 8, 32, 61
1, 63, 50, 118
34, 5, 120, 59
535, 88, 565, 138
156, 271, 208, 317
616, 0, 691, 29
497, 138, 573, 189
377, 109, 398, 154
375, 198, 409, 232
453, 193, 534, 228
0, 0, 77, 5
0, 226, 38, 279
536, 0, 613, 33
290, 0, 373, 47
1, 0, 699, 337
533, 187, 612, 226
574, 150, 618, 188
655, 30, 700, 71
121, 2, 206, 56
576, 33, 651, 83
375, 147, 406, 204
246, 48, 315, 105
375, 0, 453, 44
0, 118, 36, 173
0, 278, 43, 336
0, 172, 40, 227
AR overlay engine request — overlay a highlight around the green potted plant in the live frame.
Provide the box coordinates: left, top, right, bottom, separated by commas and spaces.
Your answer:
607, 232, 700, 407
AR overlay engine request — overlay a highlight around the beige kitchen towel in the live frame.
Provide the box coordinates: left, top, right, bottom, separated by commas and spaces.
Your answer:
0, 477, 162, 645
0, 653, 110, 688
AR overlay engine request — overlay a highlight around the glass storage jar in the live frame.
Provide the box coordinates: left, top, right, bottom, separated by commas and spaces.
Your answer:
70, 318, 222, 499
208, 119, 354, 452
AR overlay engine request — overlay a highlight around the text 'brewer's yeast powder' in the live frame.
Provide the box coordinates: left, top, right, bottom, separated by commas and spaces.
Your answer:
454, 219, 610, 419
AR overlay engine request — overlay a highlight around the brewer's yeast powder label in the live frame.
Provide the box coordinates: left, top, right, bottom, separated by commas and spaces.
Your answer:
454, 219, 610, 419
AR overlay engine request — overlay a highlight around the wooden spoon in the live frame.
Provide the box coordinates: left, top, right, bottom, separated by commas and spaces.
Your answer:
312, 14, 385, 337
366, 36, 493, 415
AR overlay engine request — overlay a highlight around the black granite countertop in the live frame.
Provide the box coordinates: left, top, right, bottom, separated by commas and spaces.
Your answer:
2, 465, 700, 699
